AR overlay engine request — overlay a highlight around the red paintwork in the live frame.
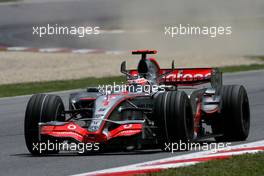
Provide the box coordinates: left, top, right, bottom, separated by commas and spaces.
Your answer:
40, 122, 142, 143
92, 168, 163, 176
148, 57, 160, 69
108, 124, 142, 139
160, 68, 212, 82
41, 122, 90, 142
129, 56, 212, 86
129, 67, 212, 86
194, 102, 202, 134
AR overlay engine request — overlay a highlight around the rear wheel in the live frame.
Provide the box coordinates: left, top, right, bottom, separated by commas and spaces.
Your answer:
212, 85, 250, 141
24, 94, 65, 155
154, 91, 194, 150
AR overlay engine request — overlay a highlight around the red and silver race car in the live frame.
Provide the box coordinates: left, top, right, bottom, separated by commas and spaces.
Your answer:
24, 50, 250, 155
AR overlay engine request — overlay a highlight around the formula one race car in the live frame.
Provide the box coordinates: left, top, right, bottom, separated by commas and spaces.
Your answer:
24, 50, 250, 155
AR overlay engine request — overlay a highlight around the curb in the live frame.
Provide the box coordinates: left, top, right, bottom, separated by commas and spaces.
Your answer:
72, 140, 264, 176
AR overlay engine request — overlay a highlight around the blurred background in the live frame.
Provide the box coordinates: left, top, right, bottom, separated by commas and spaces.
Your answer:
0, 0, 264, 84
0, 0, 264, 56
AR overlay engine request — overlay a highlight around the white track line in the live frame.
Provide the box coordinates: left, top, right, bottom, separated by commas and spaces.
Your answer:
71, 140, 264, 176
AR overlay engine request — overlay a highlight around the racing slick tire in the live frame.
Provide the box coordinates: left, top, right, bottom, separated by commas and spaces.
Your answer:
154, 91, 194, 150
24, 94, 65, 155
212, 85, 250, 142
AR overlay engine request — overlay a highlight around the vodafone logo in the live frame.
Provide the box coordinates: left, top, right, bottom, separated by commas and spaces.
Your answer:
68, 124, 77, 130
163, 70, 211, 82
123, 124, 133, 129
128, 78, 148, 85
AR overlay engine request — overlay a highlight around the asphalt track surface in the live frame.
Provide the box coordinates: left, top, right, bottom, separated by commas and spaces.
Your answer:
0, 70, 263, 176
0, 0, 126, 49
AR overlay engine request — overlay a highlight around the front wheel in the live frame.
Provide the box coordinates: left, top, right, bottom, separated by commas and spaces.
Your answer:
24, 94, 65, 155
154, 91, 194, 150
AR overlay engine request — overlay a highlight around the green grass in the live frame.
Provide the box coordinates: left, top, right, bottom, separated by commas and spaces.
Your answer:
219, 64, 264, 73
247, 55, 264, 62
146, 152, 264, 176
0, 76, 125, 98
219, 55, 264, 72
0, 63, 264, 98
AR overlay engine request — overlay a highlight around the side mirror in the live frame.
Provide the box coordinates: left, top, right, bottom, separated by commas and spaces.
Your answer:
121, 61, 127, 74
121, 61, 132, 78
172, 60, 175, 70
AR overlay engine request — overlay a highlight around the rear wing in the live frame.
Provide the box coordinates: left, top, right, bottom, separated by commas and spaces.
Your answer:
160, 68, 213, 86
128, 67, 222, 87
132, 50, 157, 60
